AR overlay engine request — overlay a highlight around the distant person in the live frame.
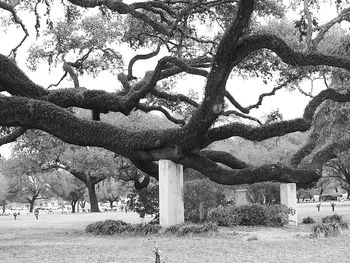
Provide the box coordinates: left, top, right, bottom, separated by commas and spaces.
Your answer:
34, 210, 39, 220
316, 203, 321, 212
331, 202, 336, 212
13, 212, 18, 220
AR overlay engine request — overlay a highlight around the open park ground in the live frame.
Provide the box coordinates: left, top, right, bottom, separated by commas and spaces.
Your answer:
1, 202, 350, 263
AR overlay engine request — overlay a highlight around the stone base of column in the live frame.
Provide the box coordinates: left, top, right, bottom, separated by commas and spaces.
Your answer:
280, 183, 298, 226
159, 160, 184, 227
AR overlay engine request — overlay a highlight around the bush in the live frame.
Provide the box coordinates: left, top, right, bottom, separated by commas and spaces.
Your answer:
322, 214, 347, 226
302, 216, 315, 224
86, 220, 161, 236
184, 179, 226, 222
208, 204, 289, 227
235, 205, 266, 226
311, 214, 348, 237
127, 182, 159, 219
207, 205, 235, 226
164, 223, 218, 236
86, 220, 128, 235
264, 205, 289, 226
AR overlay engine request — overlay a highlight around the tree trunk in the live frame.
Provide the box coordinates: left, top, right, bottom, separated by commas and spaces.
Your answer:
71, 200, 77, 213
79, 201, 86, 209
2, 200, 5, 213
29, 199, 35, 212
87, 182, 100, 212
109, 200, 114, 209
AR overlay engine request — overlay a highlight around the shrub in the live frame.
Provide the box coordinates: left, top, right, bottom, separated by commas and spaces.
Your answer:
86, 220, 128, 235
164, 223, 218, 236
184, 179, 226, 222
302, 216, 315, 224
207, 205, 235, 226
264, 205, 289, 226
86, 220, 160, 236
322, 214, 348, 227
235, 204, 266, 226
311, 215, 348, 237
125, 223, 161, 235
208, 204, 289, 227
127, 182, 159, 219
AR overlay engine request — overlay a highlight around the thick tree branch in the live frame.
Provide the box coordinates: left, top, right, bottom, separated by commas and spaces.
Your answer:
183, 0, 255, 148
151, 89, 199, 108
178, 153, 321, 186
206, 89, 350, 145
0, 127, 27, 146
128, 45, 161, 80
313, 7, 350, 47
67, 0, 173, 36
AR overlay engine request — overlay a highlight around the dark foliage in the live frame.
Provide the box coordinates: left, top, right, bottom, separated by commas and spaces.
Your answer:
86, 220, 161, 235
164, 223, 218, 236
302, 216, 316, 224
207, 204, 289, 226
184, 179, 226, 222
127, 182, 159, 218
312, 214, 349, 237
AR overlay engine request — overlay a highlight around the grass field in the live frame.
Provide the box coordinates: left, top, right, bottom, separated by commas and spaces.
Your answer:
1, 202, 350, 263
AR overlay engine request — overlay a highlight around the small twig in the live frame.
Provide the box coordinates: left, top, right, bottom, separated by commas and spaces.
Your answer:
221, 110, 263, 125
136, 103, 185, 126
0, 1, 29, 59
47, 72, 68, 89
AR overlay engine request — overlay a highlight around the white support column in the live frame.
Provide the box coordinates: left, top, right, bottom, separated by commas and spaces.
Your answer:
235, 189, 250, 206
159, 160, 184, 227
280, 183, 298, 226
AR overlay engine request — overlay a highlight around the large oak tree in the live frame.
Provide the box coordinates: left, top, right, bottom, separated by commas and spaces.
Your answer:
2, 0, 350, 188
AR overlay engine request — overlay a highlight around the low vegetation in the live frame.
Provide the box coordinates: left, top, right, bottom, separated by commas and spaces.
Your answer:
86, 220, 161, 236
302, 216, 316, 224
86, 219, 218, 236
207, 204, 289, 227
164, 222, 218, 236
311, 214, 349, 237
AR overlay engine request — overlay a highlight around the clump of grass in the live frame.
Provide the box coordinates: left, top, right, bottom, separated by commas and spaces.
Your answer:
311, 214, 348, 238
302, 216, 315, 224
86, 220, 160, 236
164, 222, 218, 236
86, 220, 128, 235
247, 235, 258, 241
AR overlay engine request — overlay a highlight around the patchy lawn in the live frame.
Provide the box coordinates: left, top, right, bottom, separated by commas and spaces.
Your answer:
1, 203, 350, 263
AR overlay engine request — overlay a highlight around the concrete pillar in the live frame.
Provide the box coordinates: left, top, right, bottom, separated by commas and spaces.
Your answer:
280, 183, 298, 226
234, 189, 250, 206
159, 160, 184, 227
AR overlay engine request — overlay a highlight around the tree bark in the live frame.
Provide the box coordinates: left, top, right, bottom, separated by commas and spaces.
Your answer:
87, 182, 100, 212
71, 200, 77, 213
29, 199, 35, 212
79, 201, 86, 209
2, 200, 5, 213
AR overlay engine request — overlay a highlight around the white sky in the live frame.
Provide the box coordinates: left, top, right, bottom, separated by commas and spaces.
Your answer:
0, 1, 343, 158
